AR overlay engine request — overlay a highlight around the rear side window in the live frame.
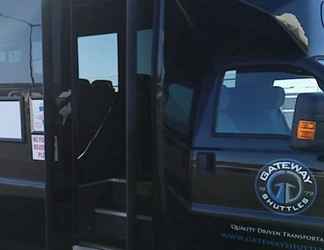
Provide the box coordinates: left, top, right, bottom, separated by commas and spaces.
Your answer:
165, 84, 193, 135
215, 69, 323, 136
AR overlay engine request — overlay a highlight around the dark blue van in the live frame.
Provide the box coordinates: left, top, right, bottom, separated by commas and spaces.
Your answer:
163, 1, 324, 249
1, 0, 324, 250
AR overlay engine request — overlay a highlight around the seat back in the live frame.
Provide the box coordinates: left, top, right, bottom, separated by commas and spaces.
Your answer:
78, 79, 94, 152
78, 79, 124, 183
137, 74, 153, 179
92, 80, 116, 128
225, 86, 289, 135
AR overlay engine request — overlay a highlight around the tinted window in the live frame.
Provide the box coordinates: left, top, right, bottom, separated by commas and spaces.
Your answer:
137, 29, 153, 75
165, 84, 193, 135
0, 0, 43, 84
215, 69, 322, 136
223, 70, 237, 88
274, 77, 322, 127
78, 33, 119, 90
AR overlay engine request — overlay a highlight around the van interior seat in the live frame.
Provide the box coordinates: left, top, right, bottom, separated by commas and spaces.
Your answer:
91, 80, 116, 128
78, 78, 124, 183
137, 74, 153, 179
78, 79, 116, 143
225, 85, 289, 134
78, 78, 94, 152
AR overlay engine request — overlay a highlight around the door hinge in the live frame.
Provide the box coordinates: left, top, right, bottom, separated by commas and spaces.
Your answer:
54, 135, 59, 162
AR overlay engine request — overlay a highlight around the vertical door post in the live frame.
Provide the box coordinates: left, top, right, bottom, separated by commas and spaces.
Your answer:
126, 0, 138, 250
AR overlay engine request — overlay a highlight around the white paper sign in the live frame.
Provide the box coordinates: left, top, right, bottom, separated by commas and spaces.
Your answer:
32, 134, 45, 161
30, 99, 44, 132
0, 100, 22, 140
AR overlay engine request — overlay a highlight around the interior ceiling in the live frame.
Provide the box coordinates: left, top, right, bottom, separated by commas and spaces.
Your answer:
178, 0, 306, 58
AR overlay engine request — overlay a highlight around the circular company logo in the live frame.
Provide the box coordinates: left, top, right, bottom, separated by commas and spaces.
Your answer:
255, 160, 317, 215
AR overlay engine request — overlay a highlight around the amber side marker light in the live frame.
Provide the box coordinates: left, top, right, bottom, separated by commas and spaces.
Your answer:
297, 120, 317, 140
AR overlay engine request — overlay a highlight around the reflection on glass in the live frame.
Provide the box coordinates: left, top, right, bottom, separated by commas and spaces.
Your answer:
0, 0, 43, 84
137, 29, 153, 75
215, 70, 322, 134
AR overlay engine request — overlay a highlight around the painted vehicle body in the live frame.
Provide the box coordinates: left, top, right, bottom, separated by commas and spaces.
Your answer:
163, 1, 324, 249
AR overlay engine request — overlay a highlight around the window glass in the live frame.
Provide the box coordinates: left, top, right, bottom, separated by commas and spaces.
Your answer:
137, 29, 153, 75
274, 78, 322, 127
215, 69, 322, 136
0, 0, 43, 84
223, 70, 236, 88
321, 2, 324, 28
32, 26, 43, 79
165, 84, 193, 135
78, 33, 119, 91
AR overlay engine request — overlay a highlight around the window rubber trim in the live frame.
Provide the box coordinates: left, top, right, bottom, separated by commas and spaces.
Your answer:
321, 1, 324, 28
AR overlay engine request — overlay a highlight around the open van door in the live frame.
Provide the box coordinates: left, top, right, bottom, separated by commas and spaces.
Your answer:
43, 0, 163, 250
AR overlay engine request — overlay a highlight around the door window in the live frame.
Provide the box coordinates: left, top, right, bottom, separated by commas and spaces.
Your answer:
165, 84, 193, 135
137, 29, 153, 75
78, 33, 119, 91
215, 69, 323, 136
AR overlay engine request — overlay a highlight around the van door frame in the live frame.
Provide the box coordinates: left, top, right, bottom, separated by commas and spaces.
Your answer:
125, 0, 137, 249
150, 0, 167, 249
43, 0, 77, 249
43, 0, 166, 250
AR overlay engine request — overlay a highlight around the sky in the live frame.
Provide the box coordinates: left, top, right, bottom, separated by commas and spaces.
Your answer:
77, 30, 153, 88
78, 33, 119, 85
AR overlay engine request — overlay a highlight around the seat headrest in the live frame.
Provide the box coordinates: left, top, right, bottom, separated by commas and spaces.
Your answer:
236, 72, 276, 88
78, 79, 92, 97
92, 80, 115, 97
92, 80, 114, 89
230, 86, 285, 110
79, 78, 91, 88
